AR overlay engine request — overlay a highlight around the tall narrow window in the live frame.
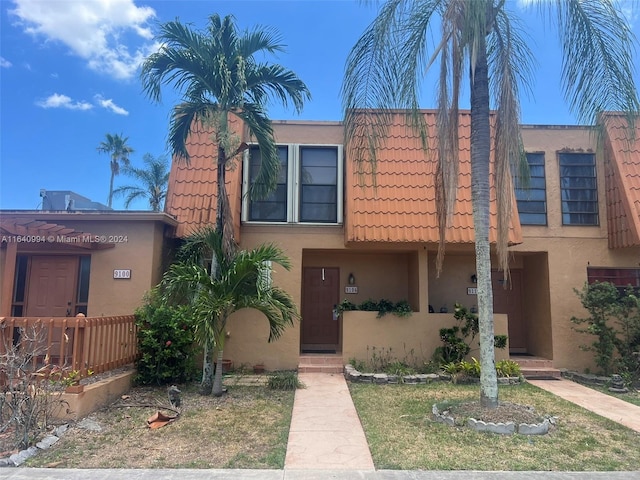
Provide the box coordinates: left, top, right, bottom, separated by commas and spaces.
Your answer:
11, 255, 28, 316
515, 153, 547, 225
559, 153, 598, 225
75, 256, 91, 315
299, 146, 338, 223
248, 146, 288, 222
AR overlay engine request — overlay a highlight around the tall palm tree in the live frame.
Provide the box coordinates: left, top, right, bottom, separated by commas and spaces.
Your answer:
113, 153, 170, 212
140, 14, 309, 393
140, 13, 310, 256
97, 133, 134, 208
161, 226, 299, 396
343, 0, 639, 408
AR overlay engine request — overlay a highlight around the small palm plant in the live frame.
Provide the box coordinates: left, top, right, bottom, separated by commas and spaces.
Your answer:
161, 226, 299, 396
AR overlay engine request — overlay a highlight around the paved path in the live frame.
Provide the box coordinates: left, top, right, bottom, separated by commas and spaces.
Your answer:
528, 378, 640, 432
284, 372, 375, 470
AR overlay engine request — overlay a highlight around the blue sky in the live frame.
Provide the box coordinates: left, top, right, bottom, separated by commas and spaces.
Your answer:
1, 0, 639, 210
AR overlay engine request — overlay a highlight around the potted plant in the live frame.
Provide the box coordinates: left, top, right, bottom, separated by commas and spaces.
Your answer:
253, 363, 265, 374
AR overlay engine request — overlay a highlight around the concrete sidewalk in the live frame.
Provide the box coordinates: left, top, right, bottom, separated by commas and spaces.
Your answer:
284, 372, 375, 470
528, 378, 640, 432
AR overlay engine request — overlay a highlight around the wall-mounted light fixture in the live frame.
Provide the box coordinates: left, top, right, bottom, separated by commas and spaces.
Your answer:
470, 274, 477, 284
348, 273, 356, 285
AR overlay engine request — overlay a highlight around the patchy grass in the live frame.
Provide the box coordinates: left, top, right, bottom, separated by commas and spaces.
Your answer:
591, 384, 640, 407
350, 382, 640, 471
25, 383, 294, 469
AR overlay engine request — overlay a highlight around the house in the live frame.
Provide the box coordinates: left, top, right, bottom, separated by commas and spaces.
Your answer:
164, 111, 639, 373
0, 209, 177, 318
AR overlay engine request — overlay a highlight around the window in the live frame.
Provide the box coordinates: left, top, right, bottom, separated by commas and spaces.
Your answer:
75, 256, 91, 315
514, 153, 547, 225
587, 267, 640, 294
244, 144, 343, 224
248, 146, 288, 222
559, 153, 598, 225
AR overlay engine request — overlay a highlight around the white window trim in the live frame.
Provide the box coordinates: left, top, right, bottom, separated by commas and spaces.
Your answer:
242, 143, 343, 225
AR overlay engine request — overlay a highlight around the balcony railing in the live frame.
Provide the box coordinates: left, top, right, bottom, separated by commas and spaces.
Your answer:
0, 315, 138, 381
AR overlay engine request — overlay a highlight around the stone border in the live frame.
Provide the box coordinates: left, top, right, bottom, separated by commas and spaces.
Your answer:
1, 424, 69, 467
343, 364, 523, 385
432, 404, 555, 435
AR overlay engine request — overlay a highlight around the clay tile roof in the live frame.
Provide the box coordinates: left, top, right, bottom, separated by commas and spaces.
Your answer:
602, 114, 640, 248
345, 110, 522, 245
165, 116, 243, 239
0, 218, 113, 249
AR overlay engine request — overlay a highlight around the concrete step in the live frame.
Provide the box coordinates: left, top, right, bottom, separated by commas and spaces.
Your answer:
298, 354, 344, 374
511, 356, 562, 380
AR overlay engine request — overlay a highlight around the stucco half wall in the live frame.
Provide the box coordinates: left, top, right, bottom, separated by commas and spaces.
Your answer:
342, 311, 509, 366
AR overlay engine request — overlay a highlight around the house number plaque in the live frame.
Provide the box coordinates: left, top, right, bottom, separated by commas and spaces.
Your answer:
113, 269, 131, 279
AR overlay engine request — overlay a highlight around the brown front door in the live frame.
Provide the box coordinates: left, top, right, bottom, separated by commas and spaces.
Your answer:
492, 269, 526, 353
301, 267, 340, 351
25, 256, 79, 317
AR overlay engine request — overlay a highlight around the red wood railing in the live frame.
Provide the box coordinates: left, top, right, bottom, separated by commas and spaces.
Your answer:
0, 315, 138, 380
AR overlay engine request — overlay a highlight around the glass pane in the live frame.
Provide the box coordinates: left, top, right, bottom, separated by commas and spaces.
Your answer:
563, 213, 598, 225
250, 186, 287, 221
301, 185, 336, 203
562, 189, 597, 201
526, 153, 545, 165
517, 200, 546, 213
527, 165, 545, 177
560, 153, 594, 165
249, 146, 288, 183
520, 213, 547, 225
301, 147, 337, 185
301, 203, 337, 223
77, 256, 91, 304
13, 256, 28, 303
516, 189, 546, 201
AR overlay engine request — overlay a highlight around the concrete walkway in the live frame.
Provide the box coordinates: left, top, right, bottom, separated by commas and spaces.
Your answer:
528, 378, 640, 432
284, 372, 375, 470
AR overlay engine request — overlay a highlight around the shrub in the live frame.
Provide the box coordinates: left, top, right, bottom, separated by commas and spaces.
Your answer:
337, 298, 413, 318
135, 295, 198, 385
572, 282, 640, 377
267, 371, 304, 390
496, 359, 522, 377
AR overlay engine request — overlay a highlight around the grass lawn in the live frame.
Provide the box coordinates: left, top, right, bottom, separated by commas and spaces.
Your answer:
25, 383, 294, 469
592, 384, 640, 407
350, 382, 640, 471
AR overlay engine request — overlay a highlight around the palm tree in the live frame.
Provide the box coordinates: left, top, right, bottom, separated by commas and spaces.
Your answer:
140, 13, 310, 256
97, 133, 134, 208
140, 13, 309, 393
113, 153, 170, 212
161, 226, 299, 396
343, 0, 639, 408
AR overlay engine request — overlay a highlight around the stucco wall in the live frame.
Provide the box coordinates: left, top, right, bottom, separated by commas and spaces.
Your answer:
342, 311, 509, 366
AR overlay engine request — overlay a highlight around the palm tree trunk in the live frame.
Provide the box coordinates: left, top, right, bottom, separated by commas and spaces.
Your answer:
200, 343, 214, 395
108, 161, 116, 208
470, 33, 498, 409
212, 346, 225, 397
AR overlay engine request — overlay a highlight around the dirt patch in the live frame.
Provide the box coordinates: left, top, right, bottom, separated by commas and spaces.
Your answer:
20, 382, 294, 469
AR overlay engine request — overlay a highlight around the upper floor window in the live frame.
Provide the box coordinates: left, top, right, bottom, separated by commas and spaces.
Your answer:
514, 153, 547, 225
559, 152, 598, 226
244, 144, 343, 224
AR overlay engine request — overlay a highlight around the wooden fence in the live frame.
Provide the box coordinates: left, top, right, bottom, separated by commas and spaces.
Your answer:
0, 315, 138, 380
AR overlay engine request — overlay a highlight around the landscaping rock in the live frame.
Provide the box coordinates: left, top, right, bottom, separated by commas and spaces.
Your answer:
518, 418, 550, 435
467, 418, 516, 435
373, 373, 388, 384
9, 446, 39, 466
77, 418, 103, 432
36, 435, 59, 450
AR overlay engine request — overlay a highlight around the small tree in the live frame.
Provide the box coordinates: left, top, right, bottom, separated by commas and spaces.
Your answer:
572, 282, 640, 377
113, 153, 170, 212
161, 227, 299, 396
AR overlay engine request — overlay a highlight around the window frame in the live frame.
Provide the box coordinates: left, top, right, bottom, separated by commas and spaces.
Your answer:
558, 152, 599, 226
243, 143, 343, 225
587, 267, 640, 295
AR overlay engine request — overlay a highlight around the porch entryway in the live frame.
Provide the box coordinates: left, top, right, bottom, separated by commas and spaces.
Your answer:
492, 269, 525, 353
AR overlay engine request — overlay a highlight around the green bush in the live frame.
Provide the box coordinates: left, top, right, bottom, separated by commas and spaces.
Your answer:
496, 359, 522, 377
572, 282, 640, 377
135, 296, 198, 385
267, 371, 304, 390
336, 298, 413, 318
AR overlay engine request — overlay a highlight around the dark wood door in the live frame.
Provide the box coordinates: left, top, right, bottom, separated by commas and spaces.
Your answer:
26, 256, 78, 317
492, 269, 525, 352
301, 267, 340, 350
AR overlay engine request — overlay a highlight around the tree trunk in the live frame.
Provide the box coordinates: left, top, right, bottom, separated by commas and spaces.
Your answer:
200, 343, 214, 395
108, 161, 116, 208
470, 32, 498, 409
212, 346, 225, 397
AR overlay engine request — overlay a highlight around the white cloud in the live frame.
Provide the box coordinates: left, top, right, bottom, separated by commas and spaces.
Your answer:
0, 57, 12, 68
9, 0, 156, 80
95, 94, 129, 115
36, 93, 93, 110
